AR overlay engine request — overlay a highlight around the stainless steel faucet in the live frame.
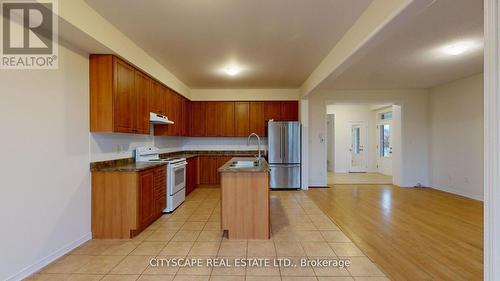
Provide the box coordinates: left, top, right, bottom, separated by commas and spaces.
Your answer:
247, 133, 262, 162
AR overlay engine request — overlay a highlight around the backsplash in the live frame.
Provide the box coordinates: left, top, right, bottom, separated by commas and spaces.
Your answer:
91, 130, 267, 162
182, 137, 268, 151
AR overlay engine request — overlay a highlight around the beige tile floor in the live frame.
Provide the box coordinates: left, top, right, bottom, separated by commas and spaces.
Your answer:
328, 173, 392, 185
27, 188, 389, 281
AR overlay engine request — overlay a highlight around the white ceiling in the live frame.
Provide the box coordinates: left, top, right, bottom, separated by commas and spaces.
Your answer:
84, 0, 373, 89
318, 0, 484, 91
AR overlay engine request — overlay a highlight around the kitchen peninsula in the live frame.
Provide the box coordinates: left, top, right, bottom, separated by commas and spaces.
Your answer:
219, 157, 271, 240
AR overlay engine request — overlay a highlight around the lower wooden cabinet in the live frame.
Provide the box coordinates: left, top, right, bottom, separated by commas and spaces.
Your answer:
198, 156, 232, 185
186, 156, 198, 195
91, 165, 166, 239
199, 156, 219, 185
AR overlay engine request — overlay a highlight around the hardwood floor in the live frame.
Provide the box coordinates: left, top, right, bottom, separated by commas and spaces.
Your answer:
328, 172, 393, 185
305, 184, 483, 281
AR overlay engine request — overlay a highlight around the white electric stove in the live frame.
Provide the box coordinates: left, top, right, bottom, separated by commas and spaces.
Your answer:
135, 147, 187, 212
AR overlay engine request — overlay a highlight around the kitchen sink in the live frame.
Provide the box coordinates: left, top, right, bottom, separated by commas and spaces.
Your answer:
229, 160, 259, 168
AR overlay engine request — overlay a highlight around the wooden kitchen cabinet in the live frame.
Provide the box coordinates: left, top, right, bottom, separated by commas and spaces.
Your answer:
90, 55, 298, 137
205, 102, 220, 136
235, 102, 250, 136
250, 102, 266, 136
186, 157, 198, 195
219, 102, 235, 137
281, 101, 299, 121
134, 70, 151, 134
138, 170, 156, 228
190, 102, 207, 136
90, 55, 152, 134
199, 156, 219, 185
150, 80, 164, 115
264, 101, 282, 121
91, 165, 166, 238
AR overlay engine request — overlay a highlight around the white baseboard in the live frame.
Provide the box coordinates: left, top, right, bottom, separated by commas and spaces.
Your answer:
6, 232, 92, 281
429, 186, 484, 201
309, 180, 327, 187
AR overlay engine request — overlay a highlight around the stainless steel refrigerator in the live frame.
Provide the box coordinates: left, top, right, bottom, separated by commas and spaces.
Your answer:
268, 121, 301, 189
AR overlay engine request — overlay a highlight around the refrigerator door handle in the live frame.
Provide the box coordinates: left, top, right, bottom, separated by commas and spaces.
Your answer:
280, 125, 283, 161
283, 124, 287, 162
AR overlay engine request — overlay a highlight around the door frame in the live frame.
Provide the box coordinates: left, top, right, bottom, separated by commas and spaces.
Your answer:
484, 0, 500, 279
377, 117, 392, 175
348, 121, 368, 173
326, 114, 335, 172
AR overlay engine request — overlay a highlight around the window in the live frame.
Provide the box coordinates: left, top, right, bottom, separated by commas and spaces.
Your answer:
380, 111, 392, 120
380, 124, 391, 157
353, 127, 360, 154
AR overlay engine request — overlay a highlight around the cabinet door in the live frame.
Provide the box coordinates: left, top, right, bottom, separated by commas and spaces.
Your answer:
134, 70, 151, 134
264, 101, 282, 121
281, 101, 299, 121
186, 101, 192, 136
190, 102, 206, 136
250, 102, 266, 136
154, 166, 166, 213
186, 157, 198, 195
180, 97, 188, 136
199, 156, 218, 185
219, 102, 235, 136
150, 80, 163, 115
235, 102, 250, 136
205, 102, 219, 136
138, 170, 156, 228
113, 58, 135, 133
163, 86, 172, 118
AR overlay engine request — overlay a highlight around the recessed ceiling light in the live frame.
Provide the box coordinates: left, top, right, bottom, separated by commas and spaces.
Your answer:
224, 65, 241, 76
441, 41, 477, 56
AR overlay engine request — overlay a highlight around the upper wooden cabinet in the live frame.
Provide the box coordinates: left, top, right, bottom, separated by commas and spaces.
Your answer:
188, 101, 298, 137
190, 102, 207, 136
264, 101, 282, 121
205, 102, 220, 136
90, 55, 151, 134
281, 101, 299, 121
89, 55, 298, 137
134, 70, 151, 134
249, 102, 265, 136
150, 80, 164, 116
235, 102, 250, 136
219, 102, 235, 137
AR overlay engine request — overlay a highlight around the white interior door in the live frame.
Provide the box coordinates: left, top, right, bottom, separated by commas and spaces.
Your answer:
349, 124, 367, 172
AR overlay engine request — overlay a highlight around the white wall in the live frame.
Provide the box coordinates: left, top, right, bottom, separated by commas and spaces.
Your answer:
429, 73, 484, 200
0, 43, 91, 280
326, 104, 377, 173
308, 89, 429, 187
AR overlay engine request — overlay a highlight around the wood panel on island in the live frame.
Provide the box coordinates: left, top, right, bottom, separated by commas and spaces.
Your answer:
89, 54, 299, 136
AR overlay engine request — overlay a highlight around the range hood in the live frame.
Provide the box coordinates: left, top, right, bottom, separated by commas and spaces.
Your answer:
150, 112, 174, 124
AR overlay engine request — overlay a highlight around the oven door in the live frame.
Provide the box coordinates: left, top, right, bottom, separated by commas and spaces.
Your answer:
170, 162, 187, 195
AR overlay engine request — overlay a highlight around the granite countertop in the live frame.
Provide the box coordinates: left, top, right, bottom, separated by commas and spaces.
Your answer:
161, 150, 262, 159
218, 157, 270, 173
91, 150, 264, 172
91, 161, 166, 172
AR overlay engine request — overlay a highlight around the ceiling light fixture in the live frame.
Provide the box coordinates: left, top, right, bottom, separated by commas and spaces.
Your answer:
440, 41, 477, 56
224, 65, 241, 76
